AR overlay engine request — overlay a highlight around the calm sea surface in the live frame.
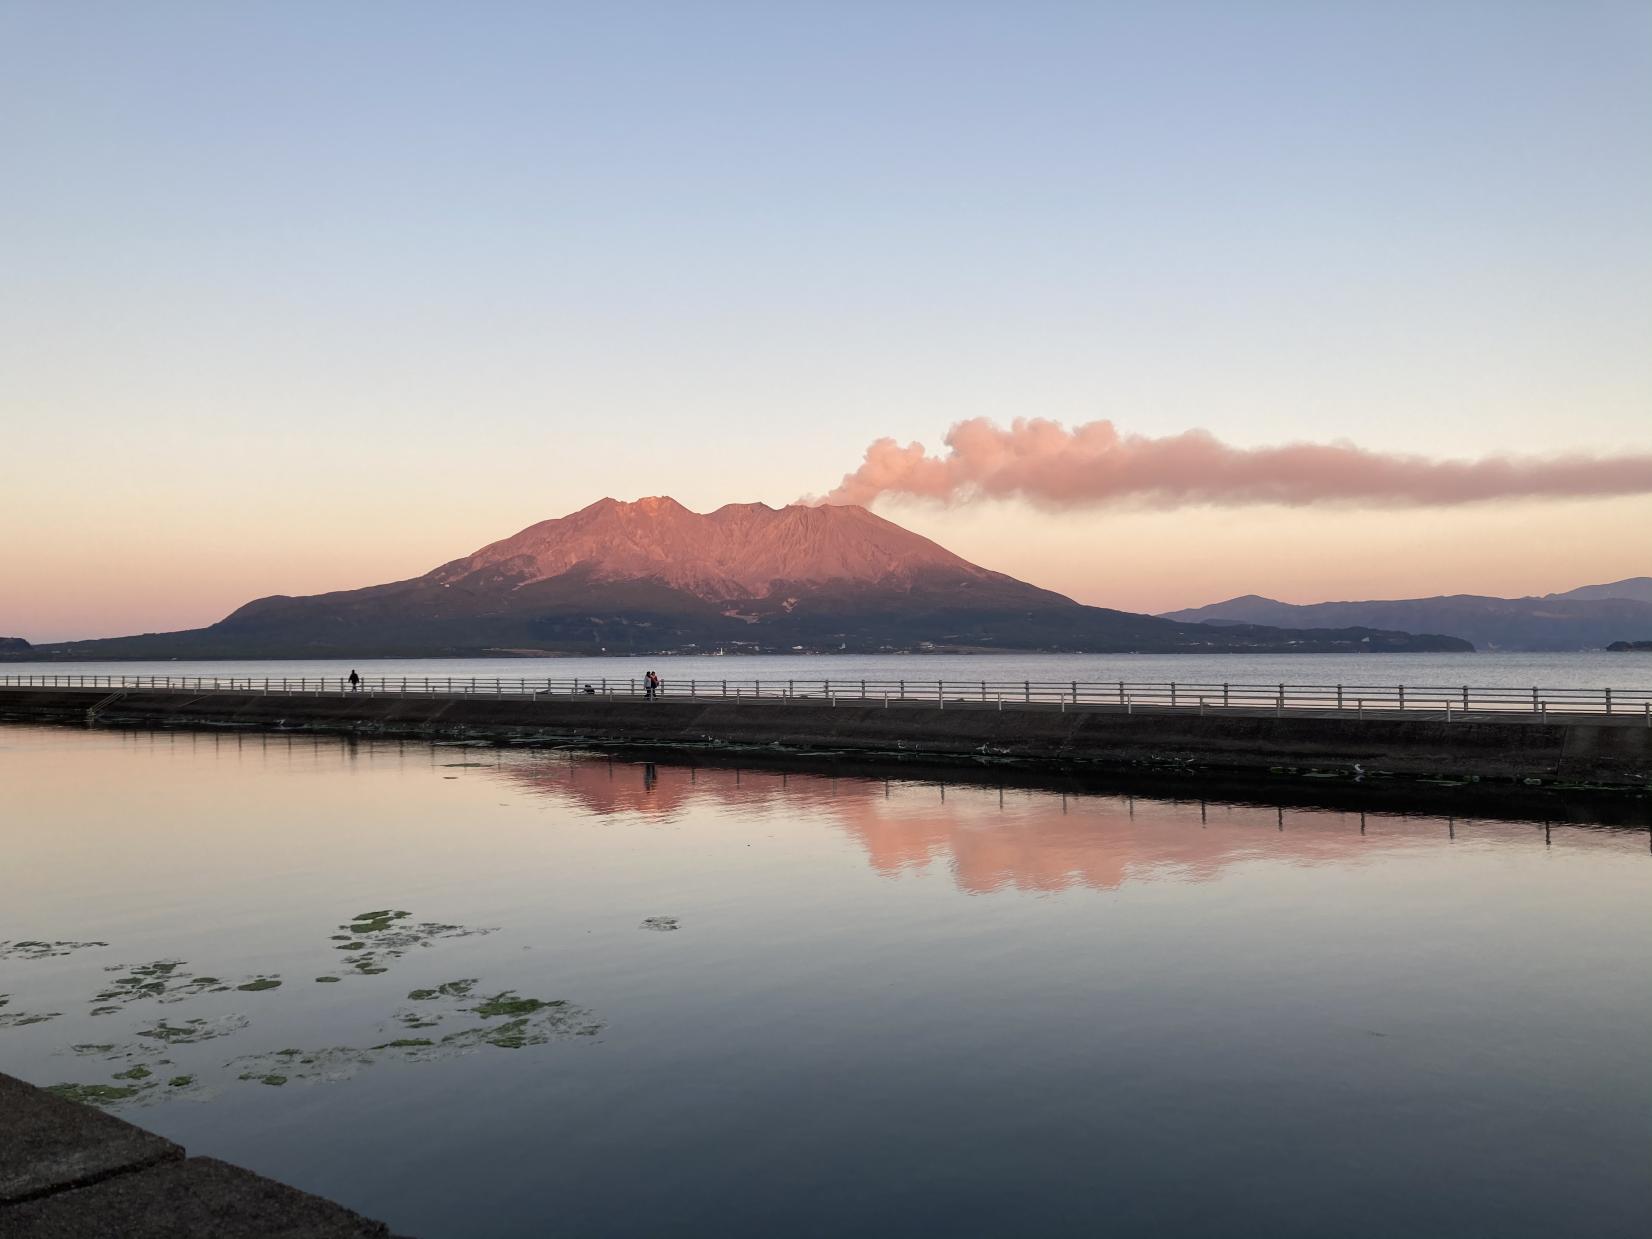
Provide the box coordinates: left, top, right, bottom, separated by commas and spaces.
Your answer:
2, 723, 1648, 1237
5, 650, 1651, 689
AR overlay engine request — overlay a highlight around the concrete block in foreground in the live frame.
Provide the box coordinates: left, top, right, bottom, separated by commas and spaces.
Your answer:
0, 1156, 391, 1238
0, 1072, 182, 1203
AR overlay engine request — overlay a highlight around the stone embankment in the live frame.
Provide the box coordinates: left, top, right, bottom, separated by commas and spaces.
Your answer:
3, 686, 1648, 790
1, 1072, 403, 1238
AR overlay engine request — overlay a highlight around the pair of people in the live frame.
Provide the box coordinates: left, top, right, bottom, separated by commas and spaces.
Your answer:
643, 670, 662, 699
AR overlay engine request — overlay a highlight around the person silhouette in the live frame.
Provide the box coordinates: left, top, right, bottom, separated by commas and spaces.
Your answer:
348, 669, 360, 692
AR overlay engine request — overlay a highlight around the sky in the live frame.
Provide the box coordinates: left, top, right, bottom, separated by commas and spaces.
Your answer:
2, 0, 1648, 642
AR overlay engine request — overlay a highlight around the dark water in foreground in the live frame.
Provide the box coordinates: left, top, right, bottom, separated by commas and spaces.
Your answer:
2, 725, 1648, 1238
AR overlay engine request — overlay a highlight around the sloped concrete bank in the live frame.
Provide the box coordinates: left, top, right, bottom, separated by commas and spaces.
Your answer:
1, 1072, 404, 1238
2, 687, 1648, 791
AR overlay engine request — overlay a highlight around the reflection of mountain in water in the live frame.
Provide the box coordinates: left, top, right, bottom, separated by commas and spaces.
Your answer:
493, 756, 1618, 895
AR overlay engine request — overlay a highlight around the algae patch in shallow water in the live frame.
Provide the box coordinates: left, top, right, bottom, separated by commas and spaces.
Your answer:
328, 911, 497, 977
46, 1082, 144, 1105
91, 960, 237, 1009
227, 984, 602, 1086
0, 995, 61, 1027
407, 979, 477, 1001
137, 1014, 250, 1044
640, 916, 680, 932
471, 991, 556, 1019
31, 910, 581, 1109
1, 939, 109, 961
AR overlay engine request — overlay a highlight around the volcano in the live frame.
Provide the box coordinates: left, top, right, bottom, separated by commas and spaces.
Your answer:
20, 499, 1471, 658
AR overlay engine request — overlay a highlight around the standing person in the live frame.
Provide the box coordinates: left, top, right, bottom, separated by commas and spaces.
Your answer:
652, 671, 663, 697
348, 669, 360, 693
644, 670, 658, 699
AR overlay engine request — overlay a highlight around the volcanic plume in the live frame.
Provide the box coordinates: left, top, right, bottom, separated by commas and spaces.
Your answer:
817, 418, 1652, 509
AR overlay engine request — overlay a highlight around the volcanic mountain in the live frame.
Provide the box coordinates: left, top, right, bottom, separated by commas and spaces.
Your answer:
22, 498, 1471, 658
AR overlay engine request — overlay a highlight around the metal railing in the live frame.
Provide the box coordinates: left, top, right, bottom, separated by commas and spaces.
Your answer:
4, 672, 1650, 722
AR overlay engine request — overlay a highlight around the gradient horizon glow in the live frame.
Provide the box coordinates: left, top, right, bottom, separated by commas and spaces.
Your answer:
2, 1, 1648, 642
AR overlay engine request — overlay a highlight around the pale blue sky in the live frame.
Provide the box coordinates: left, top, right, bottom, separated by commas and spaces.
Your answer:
2, 1, 1649, 639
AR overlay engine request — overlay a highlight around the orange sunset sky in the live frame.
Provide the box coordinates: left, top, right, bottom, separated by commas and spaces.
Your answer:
2, 4, 1648, 643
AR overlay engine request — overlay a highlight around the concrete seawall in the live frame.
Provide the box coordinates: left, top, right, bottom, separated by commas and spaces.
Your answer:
4, 686, 1648, 791
1, 1072, 403, 1237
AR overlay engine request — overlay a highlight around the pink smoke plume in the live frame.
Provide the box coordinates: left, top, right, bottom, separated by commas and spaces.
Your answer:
815, 419, 1652, 509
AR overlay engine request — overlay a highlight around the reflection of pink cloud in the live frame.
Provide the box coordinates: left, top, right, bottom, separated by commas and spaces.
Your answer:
815, 418, 1652, 509
499, 759, 1607, 896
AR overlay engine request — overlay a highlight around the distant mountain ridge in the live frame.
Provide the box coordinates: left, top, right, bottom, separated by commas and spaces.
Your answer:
1163, 578, 1652, 651
13, 498, 1470, 659
1544, 576, 1652, 604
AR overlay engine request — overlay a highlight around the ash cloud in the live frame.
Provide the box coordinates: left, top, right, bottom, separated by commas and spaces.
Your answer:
815, 418, 1652, 510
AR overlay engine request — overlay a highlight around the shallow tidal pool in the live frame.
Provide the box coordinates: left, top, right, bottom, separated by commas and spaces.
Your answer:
2, 724, 1648, 1238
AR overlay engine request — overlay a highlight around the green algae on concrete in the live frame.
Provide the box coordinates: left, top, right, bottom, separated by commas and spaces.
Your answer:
46, 1081, 147, 1106
111, 1065, 152, 1081
640, 916, 680, 931
235, 977, 282, 992
314, 976, 340, 983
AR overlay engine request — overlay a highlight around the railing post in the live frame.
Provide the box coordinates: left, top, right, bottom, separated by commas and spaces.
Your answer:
1532, 687, 1539, 715
1223, 682, 1229, 708
1171, 683, 1177, 709
1398, 685, 1405, 712
1336, 685, 1342, 710
1462, 686, 1468, 713
1118, 680, 1125, 706
1024, 680, 1030, 704
1605, 687, 1612, 715
1071, 681, 1077, 705
721, 679, 726, 697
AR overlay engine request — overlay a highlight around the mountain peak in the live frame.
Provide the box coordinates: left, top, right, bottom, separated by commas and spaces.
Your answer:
427, 496, 1023, 602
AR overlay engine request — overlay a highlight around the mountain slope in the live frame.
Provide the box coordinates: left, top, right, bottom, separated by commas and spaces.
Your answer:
1162, 584, 1652, 651
1546, 576, 1652, 604
17, 499, 1472, 658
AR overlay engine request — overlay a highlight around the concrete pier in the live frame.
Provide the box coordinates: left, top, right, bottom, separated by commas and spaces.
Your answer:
0, 1072, 402, 1237
2, 685, 1648, 790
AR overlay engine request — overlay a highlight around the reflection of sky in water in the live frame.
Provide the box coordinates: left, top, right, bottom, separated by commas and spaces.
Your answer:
2, 726, 1648, 1239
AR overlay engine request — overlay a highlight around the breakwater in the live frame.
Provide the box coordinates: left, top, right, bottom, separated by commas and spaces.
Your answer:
3, 685, 1649, 792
